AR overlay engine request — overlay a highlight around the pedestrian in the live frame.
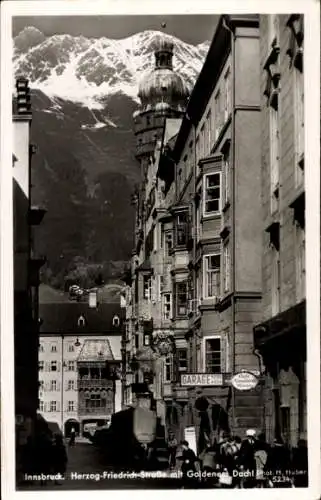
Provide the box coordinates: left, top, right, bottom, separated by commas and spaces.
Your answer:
291, 438, 308, 487
69, 427, 76, 447
177, 440, 200, 489
167, 432, 178, 470
237, 429, 257, 488
199, 442, 219, 487
51, 433, 68, 485
265, 437, 292, 488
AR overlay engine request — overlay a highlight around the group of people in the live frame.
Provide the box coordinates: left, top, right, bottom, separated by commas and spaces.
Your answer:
167, 430, 308, 489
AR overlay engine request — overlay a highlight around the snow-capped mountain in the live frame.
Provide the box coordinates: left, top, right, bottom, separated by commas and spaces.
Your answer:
13, 27, 209, 290
14, 26, 209, 109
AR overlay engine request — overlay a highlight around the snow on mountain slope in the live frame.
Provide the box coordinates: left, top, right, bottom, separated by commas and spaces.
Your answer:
14, 27, 209, 109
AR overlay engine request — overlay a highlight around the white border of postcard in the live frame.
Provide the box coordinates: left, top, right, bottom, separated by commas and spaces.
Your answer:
1, 1, 320, 499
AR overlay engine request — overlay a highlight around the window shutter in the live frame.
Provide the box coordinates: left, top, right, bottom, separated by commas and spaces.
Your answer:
57, 362, 60, 372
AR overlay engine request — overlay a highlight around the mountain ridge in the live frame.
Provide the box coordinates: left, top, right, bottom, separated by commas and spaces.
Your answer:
13, 28, 208, 290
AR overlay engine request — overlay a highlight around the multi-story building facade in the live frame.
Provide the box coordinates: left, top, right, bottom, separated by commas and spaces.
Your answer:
124, 16, 265, 449
122, 35, 189, 416
166, 14, 263, 444
38, 294, 124, 435
253, 14, 306, 448
13, 77, 46, 480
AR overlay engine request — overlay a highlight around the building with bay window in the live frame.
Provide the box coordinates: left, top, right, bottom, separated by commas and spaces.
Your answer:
124, 16, 266, 449
253, 14, 306, 449
38, 293, 124, 436
164, 14, 263, 445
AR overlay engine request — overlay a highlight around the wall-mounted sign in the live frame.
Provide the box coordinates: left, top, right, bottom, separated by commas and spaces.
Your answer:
230, 371, 259, 391
181, 373, 223, 387
152, 331, 175, 356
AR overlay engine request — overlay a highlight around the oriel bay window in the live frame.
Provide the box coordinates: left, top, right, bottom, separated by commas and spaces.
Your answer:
203, 172, 221, 216
163, 293, 172, 320
177, 348, 187, 374
204, 337, 222, 374
143, 275, 152, 300
175, 211, 188, 247
203, 254, 220, 299
175, 281, 188, 317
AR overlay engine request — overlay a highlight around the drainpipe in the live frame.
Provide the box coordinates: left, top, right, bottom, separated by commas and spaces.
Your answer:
223, 16, 236, 431
253, 347, 266, 434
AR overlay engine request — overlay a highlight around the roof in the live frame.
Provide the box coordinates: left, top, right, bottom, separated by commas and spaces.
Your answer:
173, 14, 259, 161
77, 338, 114, 362
39, 302, 124, 334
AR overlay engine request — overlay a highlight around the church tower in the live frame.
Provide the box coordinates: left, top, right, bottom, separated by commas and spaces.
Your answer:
133, 33, 189, 170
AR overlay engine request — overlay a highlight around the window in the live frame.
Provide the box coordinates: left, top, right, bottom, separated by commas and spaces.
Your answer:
67, 401, 75, 412
159, 276, 164, 297
135, 333, 139, 349
223, 153, 230, 206
51, 344, 57, 352
204, 254, 220, 298
223, 244, 231, 293
39, 343, 44, 352
214, 89, 222, 139
50, 380, 57, 391
85, 394, 102, 408
175, 212, 188, 246
295, 224, 305, 302
224, 68, 231, 120
39, 380, 44, 391
163, 293, 172, 320
67, 343, 75, 352
200, 125, 205, 159
67, 379, 75, 391
50, 401, 57, 412
294, 67, 304, 186
164, 356, 173, 382
143, 275, 152, 300
203, 173, 221, 215
67, 361, 75, 371
206, 110, 212, 153
39, 361, 44, 371
144, 334, 150, 346
271, 247, 281, 315
177, 349, 187, 373
175, 282, 188, 317
39, 400, 45, 412
205, 337, 222, 373
50, 361, 57, 372
165, 232, 173, 256
270, 107, 280, 214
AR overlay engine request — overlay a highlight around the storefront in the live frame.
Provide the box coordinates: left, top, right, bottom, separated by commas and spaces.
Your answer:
254, 300, 306, 447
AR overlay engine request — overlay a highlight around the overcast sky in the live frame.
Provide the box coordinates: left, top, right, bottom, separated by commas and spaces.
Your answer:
12, 15, 219, 45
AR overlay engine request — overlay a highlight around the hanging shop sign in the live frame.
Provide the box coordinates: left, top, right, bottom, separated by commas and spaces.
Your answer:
181, 373, 224, 387
230, 371, 259, 391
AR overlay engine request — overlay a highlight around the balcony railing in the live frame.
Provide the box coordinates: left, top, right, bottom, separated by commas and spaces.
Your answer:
78, 379, 113, 389
78, 407, 113, 415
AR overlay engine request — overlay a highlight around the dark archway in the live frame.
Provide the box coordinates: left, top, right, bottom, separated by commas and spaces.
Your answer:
64, 419, 80, 438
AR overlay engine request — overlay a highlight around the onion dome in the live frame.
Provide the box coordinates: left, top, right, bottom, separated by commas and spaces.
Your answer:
138, 33, 189, 110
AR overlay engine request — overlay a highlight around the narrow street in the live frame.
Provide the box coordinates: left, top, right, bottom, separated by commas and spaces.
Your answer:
19, 439, 182, 490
